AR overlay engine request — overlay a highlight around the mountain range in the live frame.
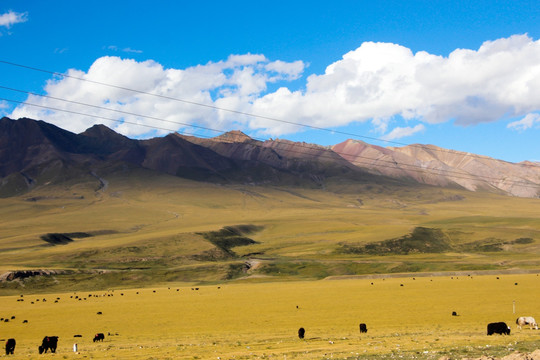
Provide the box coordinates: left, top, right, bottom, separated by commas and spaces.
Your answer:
1, 116, 539, 198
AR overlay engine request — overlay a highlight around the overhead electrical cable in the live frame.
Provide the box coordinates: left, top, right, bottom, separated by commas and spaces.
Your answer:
1, 59, 532, 165
1, 83, 538, 187
1, 93, 539, 189
1, 83, 538, 180
0, 84, 483, 178
0, 97, 198, 136
0, 85, 224, 136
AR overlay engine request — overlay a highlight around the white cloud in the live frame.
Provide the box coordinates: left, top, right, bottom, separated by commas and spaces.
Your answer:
507, 113, 540, 131
0, 100, 8, 113
265, 60, 305, 80
252, 34, 540, 135
381, 124, 425, 141
371, 117, 390, 134
225, 53, 267, 66
123, 47, 143, 54
10, 34, 540, 139
106, 45, 143, 54
0, 10, 28, 28
10, 55, 306, 137
0, 100, 9, 117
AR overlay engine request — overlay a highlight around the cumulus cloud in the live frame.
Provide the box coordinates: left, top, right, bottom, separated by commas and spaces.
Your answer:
9, 34, 540, 139
252, 34, 540, 135
381, 124, 425, 141
0, 10, 28, 28
507, 113, 540, 131
265, 60, 305, 80
10, 55, 306, 137
106, 45, 143, 54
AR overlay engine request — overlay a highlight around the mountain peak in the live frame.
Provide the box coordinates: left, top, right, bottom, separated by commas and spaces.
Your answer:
212, 130, 253, 143
81, 124, 127, 140
1, 118, 539, 198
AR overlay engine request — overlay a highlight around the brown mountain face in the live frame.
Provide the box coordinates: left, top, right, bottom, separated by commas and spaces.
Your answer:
179, 131, 357, 174
0, 117, 72, 177
332, 139, 540, 198
0, 117, 370, 196
0, 117, 106, 195
1, 117, 539, 198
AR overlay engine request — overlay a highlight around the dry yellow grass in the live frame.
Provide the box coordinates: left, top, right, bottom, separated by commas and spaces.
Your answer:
1, 274, 539, 359
1, 176, 540, 358
2, 179, 540, 274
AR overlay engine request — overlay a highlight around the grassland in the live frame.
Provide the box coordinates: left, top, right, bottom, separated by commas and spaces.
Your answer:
0, 275, 539, 359
0, 170, 540, 292
1, 171, 540, 358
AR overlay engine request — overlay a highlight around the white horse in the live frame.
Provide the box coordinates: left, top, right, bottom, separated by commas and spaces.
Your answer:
516, 316, 538, 330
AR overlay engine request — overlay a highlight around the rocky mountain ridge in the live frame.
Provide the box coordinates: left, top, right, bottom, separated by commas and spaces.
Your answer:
332, 139, 540, 197
1, 116, 539, 198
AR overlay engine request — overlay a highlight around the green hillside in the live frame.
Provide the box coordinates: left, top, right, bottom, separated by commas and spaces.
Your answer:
1, 168, 539, 293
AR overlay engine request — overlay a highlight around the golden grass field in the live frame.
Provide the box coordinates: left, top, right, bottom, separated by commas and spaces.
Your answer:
1, 173, 540, 358
0, 274, 539, 359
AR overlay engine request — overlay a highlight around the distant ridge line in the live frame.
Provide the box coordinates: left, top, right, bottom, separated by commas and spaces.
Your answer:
1, 61, 535, 164
0, 116, 539, 197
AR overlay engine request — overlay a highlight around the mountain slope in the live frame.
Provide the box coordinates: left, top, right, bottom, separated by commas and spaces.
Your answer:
178, 131, 371, 186
1, 117, 540, 291
332, 139, 540, 197
0, 117, 376, 196
1, 117, 539, 198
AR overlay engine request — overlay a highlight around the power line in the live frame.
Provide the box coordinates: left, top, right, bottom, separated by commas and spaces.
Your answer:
0, 58, 523, 164
1, 94, 539, 189
0, 85, 224, 136
2, 82, 539, 178
0, 97, 200, 137
1, 60, 539, 190
1, 82, 539, 186
0, 60, 360, 138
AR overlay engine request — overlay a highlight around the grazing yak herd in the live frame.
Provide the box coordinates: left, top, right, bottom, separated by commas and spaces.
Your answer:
296, 318, 537, 340
2, 334, 104, 355
1, 286, 538, 355
298, 320, 538, 339
486, 317, 538, 336
3, 316, 539, 355
298, 317, 536, 340
3, 333, 105, 355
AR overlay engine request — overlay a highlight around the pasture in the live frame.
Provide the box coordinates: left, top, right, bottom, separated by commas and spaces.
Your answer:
1, 175, 540, 292
1, 274, 539, 359
1, 172, 540, 358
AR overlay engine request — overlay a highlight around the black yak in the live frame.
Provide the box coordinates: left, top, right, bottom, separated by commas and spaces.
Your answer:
5, 338, 16, 355
487, 322, 510, 335
359, 323, 368, 333
39, 336, 58, 353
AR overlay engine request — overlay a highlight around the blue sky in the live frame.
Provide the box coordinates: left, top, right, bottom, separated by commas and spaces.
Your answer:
1, 1, 540, 162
